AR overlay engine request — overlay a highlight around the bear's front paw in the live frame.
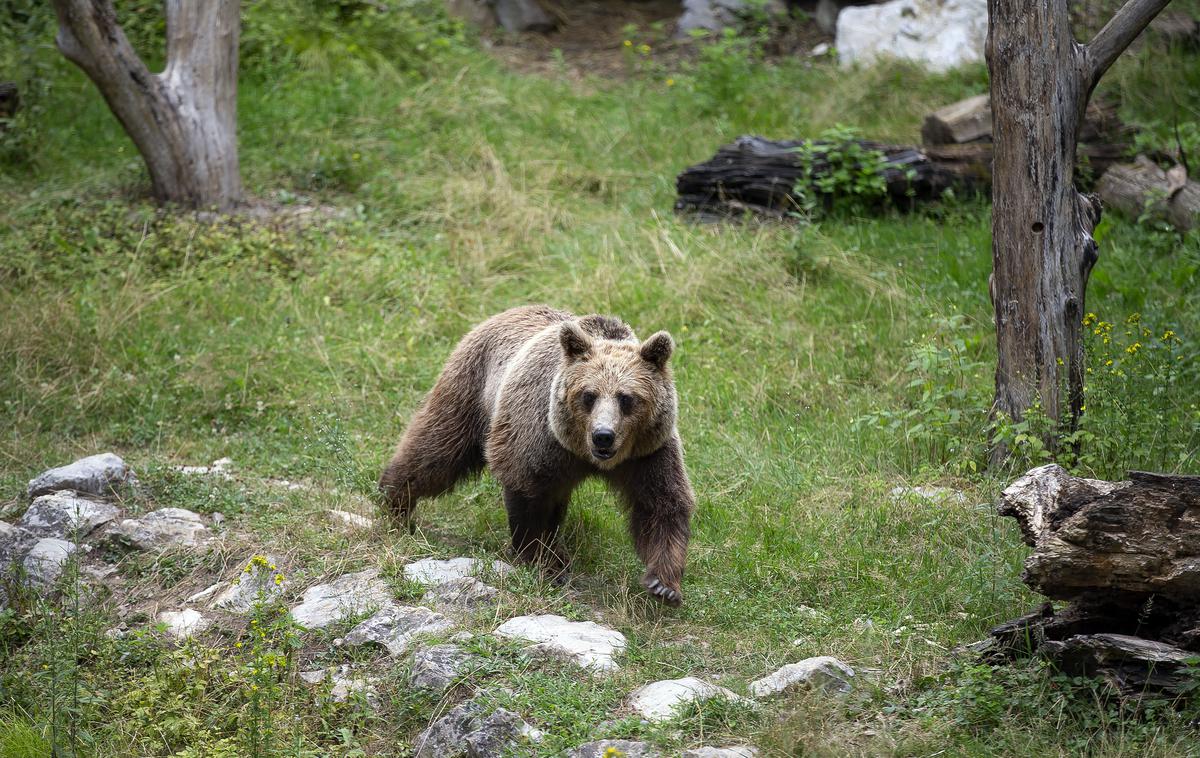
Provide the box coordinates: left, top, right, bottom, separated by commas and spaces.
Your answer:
642, 574, 682, 607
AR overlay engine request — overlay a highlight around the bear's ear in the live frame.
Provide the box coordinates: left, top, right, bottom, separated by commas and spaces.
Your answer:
639, 331, 674, 369
560, 321, 593, 361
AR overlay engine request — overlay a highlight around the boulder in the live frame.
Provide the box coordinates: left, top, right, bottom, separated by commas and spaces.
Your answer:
677, 0, 787, 38
211, 555, 287, 613
494, 614, 626, 671
289, 568, 393, 629
569, 741, 659, 758
627, 677, 745, 722
836, 0, 987, 72
27, 453, 132, 499
0, 522, 37, 567
404, 557, 514, 587
748, 656, 855, 697
343, 603, 453, 656
107, 508, 210, 552
156, 608, 211, 638
19, 492, 120, 540
23, 537, 77, 591
410, 643, 476, 692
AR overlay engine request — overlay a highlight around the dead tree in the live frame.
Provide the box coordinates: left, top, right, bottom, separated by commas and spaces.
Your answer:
985, 465, 1200, 695
49, 0, 242, 210
986, 0, 1172, 461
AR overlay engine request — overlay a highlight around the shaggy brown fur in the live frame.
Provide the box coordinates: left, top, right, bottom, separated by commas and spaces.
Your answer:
379, 305, 695, 605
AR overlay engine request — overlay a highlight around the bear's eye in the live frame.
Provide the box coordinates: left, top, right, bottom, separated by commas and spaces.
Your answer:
580, 391, 597, 411
617, 393, 636, 415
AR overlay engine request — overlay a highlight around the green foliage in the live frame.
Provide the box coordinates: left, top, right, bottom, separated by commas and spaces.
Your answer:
854, 313, 992, 474
0, 0, 55, 169
793, 124, 902, 217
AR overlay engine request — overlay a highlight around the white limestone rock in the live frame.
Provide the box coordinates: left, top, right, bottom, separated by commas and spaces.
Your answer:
172, 457, 234, 479
0, 522, 37, 566
108, 508, 210, 552
413, 701, 541, 758
683, 748, 759, 758
343, 603, 453, 656
836, 0, 988, 72
422, 576, 500, 609
409, 643, 476, 692
289, 569, 393, 629
570, 740, 659, 758
403, 557, 514, 587
494, 614, 626, 671
628, 677, 745, 722
748, 656, 855, 697
23, 537, 77, 591
211, 555, 287, 613
27, 453, 132, 499
157, 608, 212, 638
19, 492, 119, 540
676, 0, 786, 38
327, 510, 374, 530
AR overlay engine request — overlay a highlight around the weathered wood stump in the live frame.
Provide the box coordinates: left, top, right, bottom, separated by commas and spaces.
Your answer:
987, 464, 1200, 695
674, 136, 1126, 219
1096, 156, 1200, 231
921, 94, 1129, 146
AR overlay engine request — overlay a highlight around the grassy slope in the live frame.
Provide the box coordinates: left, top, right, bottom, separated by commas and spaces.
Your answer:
1, 13, 1200, 757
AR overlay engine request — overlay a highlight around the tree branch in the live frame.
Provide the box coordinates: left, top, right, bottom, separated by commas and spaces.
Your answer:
1084, 0, 1173, 89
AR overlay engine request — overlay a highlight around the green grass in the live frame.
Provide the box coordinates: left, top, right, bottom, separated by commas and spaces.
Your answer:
2, 4, 1200, 755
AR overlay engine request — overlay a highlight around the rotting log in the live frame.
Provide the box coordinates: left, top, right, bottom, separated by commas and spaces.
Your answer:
985, 465, 1200, 695
921, 94, 1129, 146
1096, 157, 1200, 231
674, 136, 1125, 219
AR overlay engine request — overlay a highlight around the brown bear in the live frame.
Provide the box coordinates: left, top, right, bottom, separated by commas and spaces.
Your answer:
379, 305, 694, 606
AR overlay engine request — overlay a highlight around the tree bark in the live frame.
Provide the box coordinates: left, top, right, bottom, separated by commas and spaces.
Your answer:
50, 0, 241, 210
986, 0, 1170, 462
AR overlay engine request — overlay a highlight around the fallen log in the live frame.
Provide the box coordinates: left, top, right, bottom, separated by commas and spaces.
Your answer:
921, 94, 1129, 146
674, 137, 1127, 219
985, 464, 1200, 695
1096, 157, 1200, 231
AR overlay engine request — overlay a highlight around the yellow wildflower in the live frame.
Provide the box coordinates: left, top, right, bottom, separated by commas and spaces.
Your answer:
623, 39, 632, 47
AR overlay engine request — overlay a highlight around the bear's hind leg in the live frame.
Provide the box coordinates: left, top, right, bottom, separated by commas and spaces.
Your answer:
379, 405, 484, 530
503, 488, 571, 579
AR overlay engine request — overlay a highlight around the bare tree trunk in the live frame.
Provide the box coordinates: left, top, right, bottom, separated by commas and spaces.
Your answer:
50, 0, 241, 210
986, 0, 1171, 463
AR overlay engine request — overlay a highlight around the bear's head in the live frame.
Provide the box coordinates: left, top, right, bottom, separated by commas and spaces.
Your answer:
550, 320, 678, 470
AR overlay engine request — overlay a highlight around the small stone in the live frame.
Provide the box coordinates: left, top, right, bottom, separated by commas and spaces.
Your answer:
463, 708, 542, 756
27, 453, 132, 499
172, 457, 234, 479
797, 604, 831, 623
211, 512, 225, 526
748, 656, 855, 698
810, 42, 831, 57
494, 614, 626, 670
157, 608, 211, 638
410, 644, 476, 692
404, 557, 514, 587
628, 677, 745, 722
23, 537, 78, 591
683, 748, 758, 758
107, 508, 210, 552
186, 582, 223, 605
413, 701, 539, 758
289, 568, 393, 629
211, 555, 287, 613
422, 576, 500, 609
299, 669, 327, 685
328, 664, 379, 706
18, 492, 119, 540
413, 701, 485, 758
343, 603, 453, 656
327, 510, 373, 530
889, 485, 967, 504
569, 739, 660, 758
450, 631, 476, 643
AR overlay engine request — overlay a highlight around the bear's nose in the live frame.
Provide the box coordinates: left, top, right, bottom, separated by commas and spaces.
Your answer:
591, 427, 615, 450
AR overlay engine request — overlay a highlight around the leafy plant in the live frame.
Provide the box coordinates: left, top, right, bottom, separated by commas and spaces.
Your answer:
793, 125, 902, 216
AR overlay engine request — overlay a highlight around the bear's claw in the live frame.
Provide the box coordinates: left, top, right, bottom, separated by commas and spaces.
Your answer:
642, 576, 682, 607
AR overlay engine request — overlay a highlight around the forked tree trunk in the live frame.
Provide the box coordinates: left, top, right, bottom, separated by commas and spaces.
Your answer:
50, 0, 241, 210
986, 0, 1171, 462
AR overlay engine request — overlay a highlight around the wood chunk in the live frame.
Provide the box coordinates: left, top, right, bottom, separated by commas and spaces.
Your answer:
1096, 157, 1200, 231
